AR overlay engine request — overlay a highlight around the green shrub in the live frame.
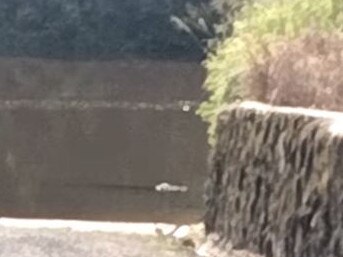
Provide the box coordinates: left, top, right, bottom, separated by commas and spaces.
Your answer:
198, 0, 343, 145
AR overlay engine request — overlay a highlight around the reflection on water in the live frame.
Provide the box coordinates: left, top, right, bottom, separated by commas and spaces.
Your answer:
0, 99, 198, 112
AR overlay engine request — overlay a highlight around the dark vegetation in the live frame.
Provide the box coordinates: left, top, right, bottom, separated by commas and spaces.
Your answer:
0, 0, 218, 60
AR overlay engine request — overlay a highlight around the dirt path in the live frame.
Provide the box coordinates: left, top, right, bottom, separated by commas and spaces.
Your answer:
0, 222, 198, 257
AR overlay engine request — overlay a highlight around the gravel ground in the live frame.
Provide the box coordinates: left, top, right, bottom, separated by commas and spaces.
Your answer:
0, 223, 198, 257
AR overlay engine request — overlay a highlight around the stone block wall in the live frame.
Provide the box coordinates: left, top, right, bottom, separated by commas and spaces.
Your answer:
205, 102, 343, 257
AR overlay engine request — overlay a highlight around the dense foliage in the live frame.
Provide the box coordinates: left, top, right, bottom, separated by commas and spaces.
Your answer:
198, 0, 343, 144
245, 31, 343, 112
0, 0, 218, 60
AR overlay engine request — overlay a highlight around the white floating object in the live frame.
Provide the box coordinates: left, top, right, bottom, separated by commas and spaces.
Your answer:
182, 105, 191, 112
155, 182, 188, 192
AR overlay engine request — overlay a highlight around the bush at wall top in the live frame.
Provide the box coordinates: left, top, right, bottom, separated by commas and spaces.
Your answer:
198, 0, 343, 145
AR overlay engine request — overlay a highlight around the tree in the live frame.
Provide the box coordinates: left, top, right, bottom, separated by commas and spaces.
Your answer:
0, 0, 217, 60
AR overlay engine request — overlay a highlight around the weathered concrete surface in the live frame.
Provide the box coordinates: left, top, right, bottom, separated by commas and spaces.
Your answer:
0, 225, 197, 257
0, 219, 264, 257
205, 102, 343, 257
